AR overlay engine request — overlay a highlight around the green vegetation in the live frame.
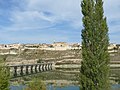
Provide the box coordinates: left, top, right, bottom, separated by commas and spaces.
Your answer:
25, 78, 46, 90
37, 58, 43, 63
0, 56, 10, 90
80, 0, 110, 90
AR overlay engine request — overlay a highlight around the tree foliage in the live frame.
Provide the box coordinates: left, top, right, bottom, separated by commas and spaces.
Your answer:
0, 57, 10, 90
80, 0, 110, 90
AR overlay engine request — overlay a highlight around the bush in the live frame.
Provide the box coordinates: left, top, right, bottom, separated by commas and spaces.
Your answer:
37, 59, 43, 63
25, 78, 46, 90
0, 59, 10, 90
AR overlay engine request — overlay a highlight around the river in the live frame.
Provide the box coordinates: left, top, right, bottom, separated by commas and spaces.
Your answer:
10, 84, 120, 90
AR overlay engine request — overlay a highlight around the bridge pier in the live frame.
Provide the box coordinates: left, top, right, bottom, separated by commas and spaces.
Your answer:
48, 63, 52, 70
26, 65, 29, 75
13, 66, 17, 77
35, 65, 38, 73
39, 65, 41, 72
31, 65, 33, 74
45, 64, 48, 71
20, 66, 23, 76
50, 63, 52, 70
42, 64, 45, 71
45, 64, 47, 71
47, 64, 50, 70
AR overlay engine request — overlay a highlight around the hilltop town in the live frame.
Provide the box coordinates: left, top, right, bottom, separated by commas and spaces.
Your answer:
0, 42, 81, 51
0, 42, 119, 55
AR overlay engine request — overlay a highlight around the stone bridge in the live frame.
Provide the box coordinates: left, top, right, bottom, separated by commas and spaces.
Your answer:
8, 63, 53, 78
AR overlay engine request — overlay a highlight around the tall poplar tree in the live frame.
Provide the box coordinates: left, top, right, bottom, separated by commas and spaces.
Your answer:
80, 0, 110, 90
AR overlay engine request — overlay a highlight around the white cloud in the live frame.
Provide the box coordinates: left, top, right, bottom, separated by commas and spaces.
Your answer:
6, 0, 82, 31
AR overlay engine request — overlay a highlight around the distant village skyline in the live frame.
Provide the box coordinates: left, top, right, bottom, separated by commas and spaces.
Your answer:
0, 42, 119, 56
0, 0, 120, 44
0, 41, 119, 45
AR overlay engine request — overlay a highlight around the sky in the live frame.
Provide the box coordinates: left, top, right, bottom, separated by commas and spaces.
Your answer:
0, 0, 120, 44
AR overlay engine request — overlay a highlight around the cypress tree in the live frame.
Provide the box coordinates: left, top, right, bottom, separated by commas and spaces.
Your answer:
80, 0, 110, 90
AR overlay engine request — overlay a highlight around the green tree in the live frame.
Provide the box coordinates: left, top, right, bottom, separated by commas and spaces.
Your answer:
80, 0, 110, 90
25, 78, 46, 90
0, 56, 10, 90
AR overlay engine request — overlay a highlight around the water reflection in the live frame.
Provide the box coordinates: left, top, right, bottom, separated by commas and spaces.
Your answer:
10, 85, 26, 90
47, 85, 79, 90
10, 84, 120, 90
111, 84, 120, 90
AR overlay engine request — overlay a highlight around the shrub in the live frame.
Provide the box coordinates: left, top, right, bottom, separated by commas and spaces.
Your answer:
25, 78, 46, 90
0, 59, 10, 90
